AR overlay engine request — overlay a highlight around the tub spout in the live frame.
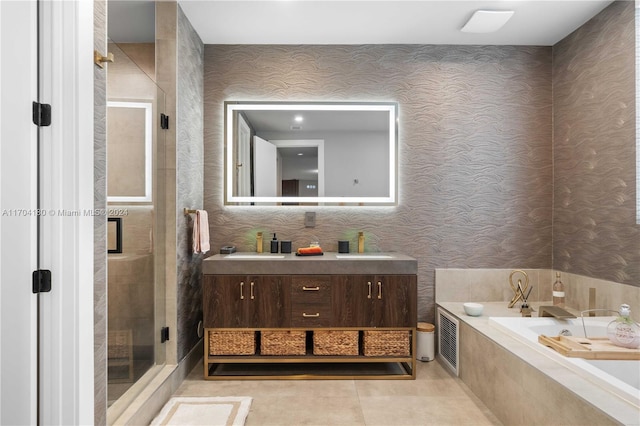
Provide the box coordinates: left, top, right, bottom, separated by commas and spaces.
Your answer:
539, 305, 576, 319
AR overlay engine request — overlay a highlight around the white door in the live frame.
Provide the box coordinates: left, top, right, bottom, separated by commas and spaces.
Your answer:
0, 1, 39, 424
1, 1, 94, 424
253, 136, 278, 197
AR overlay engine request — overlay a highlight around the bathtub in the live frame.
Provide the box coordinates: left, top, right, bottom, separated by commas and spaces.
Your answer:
489, 316, 640, 409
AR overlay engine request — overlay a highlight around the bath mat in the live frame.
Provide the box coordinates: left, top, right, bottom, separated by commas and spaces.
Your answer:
150, 396, 252, 426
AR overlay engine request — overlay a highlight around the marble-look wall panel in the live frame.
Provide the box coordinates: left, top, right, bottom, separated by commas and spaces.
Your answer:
204, 45, 553, 322
93, 0, 107, 424
553, 1, 639, 287
176, 5, 204, 361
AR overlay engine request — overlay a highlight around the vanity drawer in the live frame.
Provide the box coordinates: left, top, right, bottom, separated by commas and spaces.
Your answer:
291, 304, 332, 327
291, 276, 331, 304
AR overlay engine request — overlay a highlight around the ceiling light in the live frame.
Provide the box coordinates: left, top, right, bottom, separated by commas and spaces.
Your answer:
297, 153, 304, 156
461, 10, 514, 33
294, 115, 303, 122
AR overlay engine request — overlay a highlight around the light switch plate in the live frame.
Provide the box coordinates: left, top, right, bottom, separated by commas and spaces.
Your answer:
305, 211, 316, 228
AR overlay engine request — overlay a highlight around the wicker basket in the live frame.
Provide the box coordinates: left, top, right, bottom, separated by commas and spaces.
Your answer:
363, 330, 410, 356
208, 330, 255, 356
261, 330, 306, 355
313, 330, 359, 355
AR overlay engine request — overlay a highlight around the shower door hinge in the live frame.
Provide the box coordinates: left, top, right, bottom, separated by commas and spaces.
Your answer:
32, 101, 52, 127
160, 326, 170, 343
160, 113, 169, 130
32, 269, 52, 293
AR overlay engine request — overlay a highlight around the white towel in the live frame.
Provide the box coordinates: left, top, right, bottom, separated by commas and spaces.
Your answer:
192, 210, 210, 254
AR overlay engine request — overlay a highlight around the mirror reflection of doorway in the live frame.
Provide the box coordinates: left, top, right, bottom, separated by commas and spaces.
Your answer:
272, 139, 324, 198
235, 113, 251, 197
252, 136, 278, 197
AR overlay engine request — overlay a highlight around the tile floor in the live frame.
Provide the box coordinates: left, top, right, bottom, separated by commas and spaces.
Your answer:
173, 360, 502, 425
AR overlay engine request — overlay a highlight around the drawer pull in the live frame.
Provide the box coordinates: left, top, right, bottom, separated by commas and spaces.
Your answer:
302, 286, 320, 291
240, 281, 244, 300
367, 281, 372, 299
250, 281, 255, 300
377, 281, 382, 300
302, 312, 320, 318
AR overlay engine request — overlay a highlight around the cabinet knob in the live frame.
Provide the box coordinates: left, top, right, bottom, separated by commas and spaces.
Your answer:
302, 312, 320, 318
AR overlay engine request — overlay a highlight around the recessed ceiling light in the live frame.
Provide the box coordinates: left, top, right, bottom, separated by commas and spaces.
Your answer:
294, 115, 303, 122
297, 153, 304, 156
461, 10, 514, 33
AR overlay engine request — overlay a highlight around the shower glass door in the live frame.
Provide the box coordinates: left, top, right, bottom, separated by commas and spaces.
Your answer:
105, 38, 166, 408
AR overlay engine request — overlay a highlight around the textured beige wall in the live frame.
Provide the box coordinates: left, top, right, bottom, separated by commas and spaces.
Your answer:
204, 44, 554, 322
176, 4, 204, 362
94, 0, 107, 423
553, 1, 639, 287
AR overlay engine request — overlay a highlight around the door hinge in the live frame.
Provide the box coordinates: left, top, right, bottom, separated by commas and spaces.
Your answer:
32, 101, 52, 127
160, 113, 169, 130
160, 326, 170, 343
32, 269, 52, 293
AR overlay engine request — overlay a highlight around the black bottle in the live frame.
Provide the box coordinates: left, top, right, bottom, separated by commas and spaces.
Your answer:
270, 233, 279, 253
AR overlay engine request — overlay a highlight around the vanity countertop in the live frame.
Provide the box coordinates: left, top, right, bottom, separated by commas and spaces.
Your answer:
202, 252, 417, 275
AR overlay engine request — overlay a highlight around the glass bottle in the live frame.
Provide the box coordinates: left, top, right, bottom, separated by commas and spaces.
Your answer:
607, 304, 640, 349
552, 272, 565, 307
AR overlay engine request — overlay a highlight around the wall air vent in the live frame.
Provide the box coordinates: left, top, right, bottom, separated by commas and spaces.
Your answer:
437, 307, 459, 376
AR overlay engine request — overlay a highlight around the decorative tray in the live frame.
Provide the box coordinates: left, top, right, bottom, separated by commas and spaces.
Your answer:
538, 335, 640, 360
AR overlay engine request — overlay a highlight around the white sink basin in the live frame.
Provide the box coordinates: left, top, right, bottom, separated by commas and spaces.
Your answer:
226, 254, 286, 259
335, 254, 393, 259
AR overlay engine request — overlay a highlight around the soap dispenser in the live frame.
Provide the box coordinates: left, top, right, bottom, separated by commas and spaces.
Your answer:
606, 304, 640, 349
270, 233, 279, 253
358, 232, 365, 253
256, 232, 263, 253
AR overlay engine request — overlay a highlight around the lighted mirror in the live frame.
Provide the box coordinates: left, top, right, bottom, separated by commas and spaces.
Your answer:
225, 101, 397, 206
107, 100, 152, 202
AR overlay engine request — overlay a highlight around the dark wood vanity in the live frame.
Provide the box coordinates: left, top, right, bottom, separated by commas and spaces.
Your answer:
202, 253, 417, 379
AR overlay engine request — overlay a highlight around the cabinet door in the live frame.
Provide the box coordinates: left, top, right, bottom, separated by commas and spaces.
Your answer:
331, 275, 417, 328
370, 275, 417, 327
203, 275, 251, 327
331, 275, 373, 327
203, 275, 291, 328
249, 275, 291, 328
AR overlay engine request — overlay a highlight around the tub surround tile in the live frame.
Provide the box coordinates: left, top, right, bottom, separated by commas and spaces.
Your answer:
436, 268, 639, 316
563, 272, 640, 316
435, 268, 549, 304
438, 301, 636, 425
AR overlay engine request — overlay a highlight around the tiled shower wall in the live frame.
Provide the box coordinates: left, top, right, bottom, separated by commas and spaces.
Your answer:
553, 0, 639, 287
204, 44, 554, 322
